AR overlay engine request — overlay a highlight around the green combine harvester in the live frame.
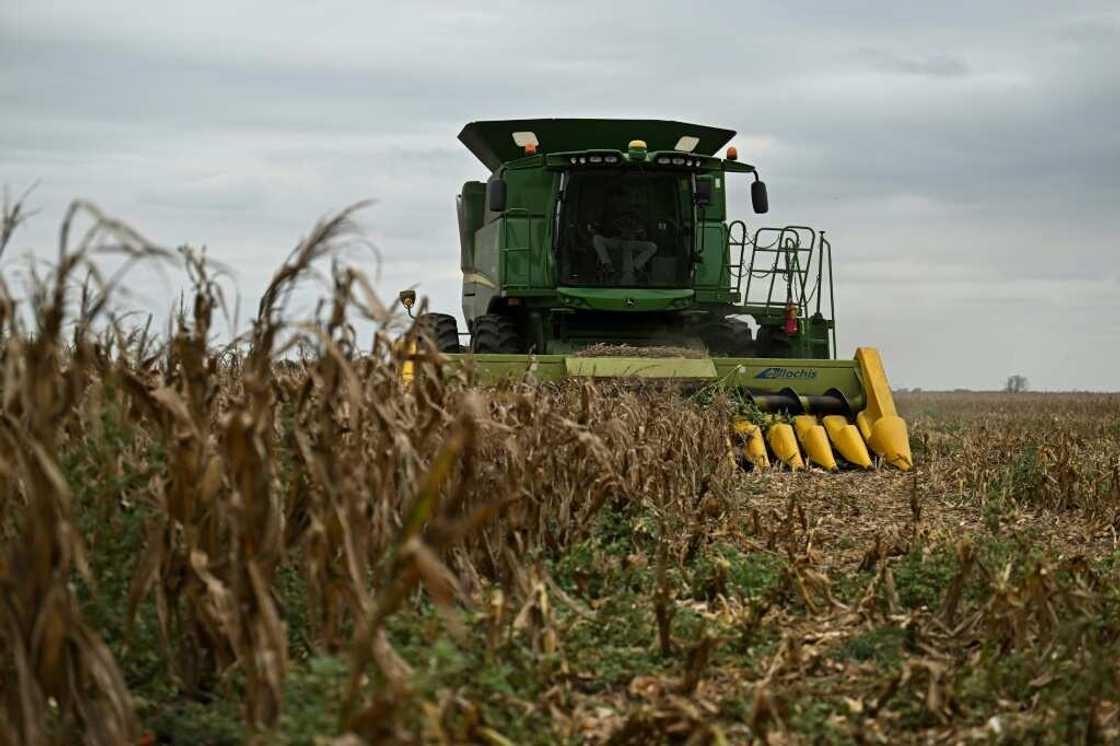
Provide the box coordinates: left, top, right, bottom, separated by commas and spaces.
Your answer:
403, 118, 911, 471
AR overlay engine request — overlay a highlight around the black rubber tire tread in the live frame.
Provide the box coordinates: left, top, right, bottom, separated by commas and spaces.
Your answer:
756, 325, 793, 357
416, 313, 461, 353
470, 314, 522, 354
700, 318, 754, 357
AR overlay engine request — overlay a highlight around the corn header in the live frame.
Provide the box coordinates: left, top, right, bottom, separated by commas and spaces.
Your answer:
403, 118, 911, 471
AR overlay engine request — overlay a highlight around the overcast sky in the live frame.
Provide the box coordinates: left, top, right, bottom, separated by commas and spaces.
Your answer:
2, 1, 1118, 390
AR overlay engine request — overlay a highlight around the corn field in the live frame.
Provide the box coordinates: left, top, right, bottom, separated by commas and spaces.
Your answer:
1, 200, 1119, 744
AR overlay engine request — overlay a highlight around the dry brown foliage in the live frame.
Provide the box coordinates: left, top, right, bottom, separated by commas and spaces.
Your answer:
0, 196, 1117, 744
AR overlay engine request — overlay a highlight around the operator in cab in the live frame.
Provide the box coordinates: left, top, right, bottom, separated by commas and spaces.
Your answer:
587, 187, 658, 286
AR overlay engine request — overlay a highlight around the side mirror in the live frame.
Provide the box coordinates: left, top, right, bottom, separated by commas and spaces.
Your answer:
487, 178, 507, 212
751, 180, 769, 214
694, 178, 713, 207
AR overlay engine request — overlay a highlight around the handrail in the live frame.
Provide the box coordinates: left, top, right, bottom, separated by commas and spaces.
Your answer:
729, 224, 834, 341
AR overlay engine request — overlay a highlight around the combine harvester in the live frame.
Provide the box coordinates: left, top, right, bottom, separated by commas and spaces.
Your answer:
403, 119, 910, 471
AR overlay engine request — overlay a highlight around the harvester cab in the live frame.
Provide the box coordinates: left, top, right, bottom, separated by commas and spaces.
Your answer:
409, 118, 911, 471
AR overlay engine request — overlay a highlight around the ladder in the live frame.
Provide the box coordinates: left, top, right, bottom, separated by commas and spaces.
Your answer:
727, 223, 837, 354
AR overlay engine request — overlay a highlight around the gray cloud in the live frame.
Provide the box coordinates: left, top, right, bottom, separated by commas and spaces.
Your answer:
854, 49, 972, 78
1, 0, 1118, 390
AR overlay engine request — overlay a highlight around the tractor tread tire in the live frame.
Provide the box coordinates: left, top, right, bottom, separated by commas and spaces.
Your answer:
701, 318, 754, 357
470, 314, 522, 354
756, 325, 793, 358
416, 313, 461, 353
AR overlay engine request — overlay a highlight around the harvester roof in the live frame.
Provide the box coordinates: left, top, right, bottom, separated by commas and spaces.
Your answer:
458, 118, 736, 170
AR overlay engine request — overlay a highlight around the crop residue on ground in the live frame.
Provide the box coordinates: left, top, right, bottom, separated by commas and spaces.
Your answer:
0, 200, 1118, 744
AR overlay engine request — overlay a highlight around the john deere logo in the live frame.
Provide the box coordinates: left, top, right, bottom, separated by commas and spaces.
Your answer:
755, 367, 819, 381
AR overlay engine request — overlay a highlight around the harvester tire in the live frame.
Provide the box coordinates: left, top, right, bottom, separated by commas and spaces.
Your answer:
701, 318, 753, 357
756, 325, 793, 357
416, 313, 461, 353
470, 314, 522, 354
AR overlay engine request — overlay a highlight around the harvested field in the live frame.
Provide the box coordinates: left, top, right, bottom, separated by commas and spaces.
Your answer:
1, 203, 1119, 745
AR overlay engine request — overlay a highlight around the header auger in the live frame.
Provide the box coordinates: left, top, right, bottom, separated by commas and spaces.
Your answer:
403, 118, 911, 472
